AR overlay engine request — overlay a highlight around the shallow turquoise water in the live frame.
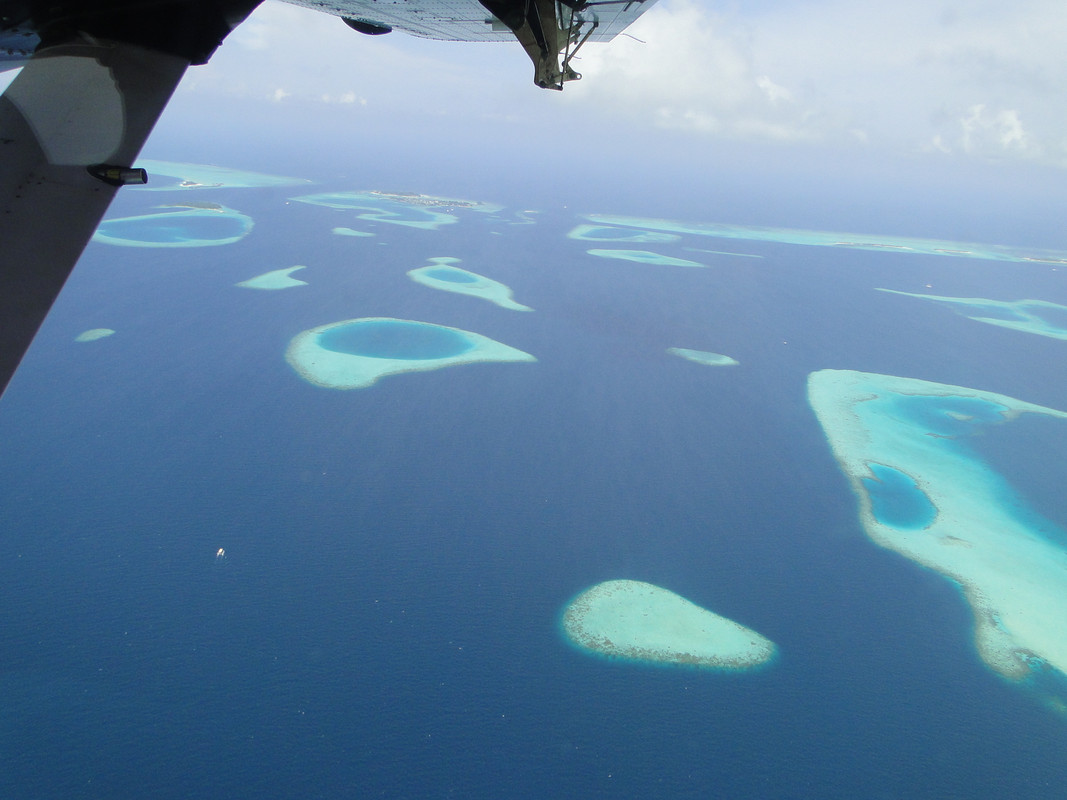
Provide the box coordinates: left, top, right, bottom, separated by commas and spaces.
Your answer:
425, 268, 478, 284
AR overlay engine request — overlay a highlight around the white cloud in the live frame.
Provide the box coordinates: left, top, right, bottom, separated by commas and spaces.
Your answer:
169, 0, 1067, 167
568, 0, 820, 142
566, 0, 1067, 165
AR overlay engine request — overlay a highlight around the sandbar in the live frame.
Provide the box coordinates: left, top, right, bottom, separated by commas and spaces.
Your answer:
586, 214, 1067, 265
562, 580, 775, 669
286, 317, 536, 389
586, 249, 706, 268
236, 266, 308, 290
408, 257, 531, 311
877, 289, 1067, 341
668, 347, 738, 367
808, 369, 1067, 681
74, 328, 114, 342
332, 227, 375, 237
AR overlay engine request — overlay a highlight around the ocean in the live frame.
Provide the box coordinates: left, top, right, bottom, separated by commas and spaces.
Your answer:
1, 162, 1066, 799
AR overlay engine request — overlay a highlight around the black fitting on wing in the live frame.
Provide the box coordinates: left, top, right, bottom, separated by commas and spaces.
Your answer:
342, 17, 392, 36
87, 163, 148, 186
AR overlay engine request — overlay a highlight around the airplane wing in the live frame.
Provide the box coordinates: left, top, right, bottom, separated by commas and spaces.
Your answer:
0, 0, 658, 398
283, 0, 656, 43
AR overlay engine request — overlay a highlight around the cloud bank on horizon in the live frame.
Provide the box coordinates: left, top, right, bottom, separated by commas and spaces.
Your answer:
177, 0, 1067, 168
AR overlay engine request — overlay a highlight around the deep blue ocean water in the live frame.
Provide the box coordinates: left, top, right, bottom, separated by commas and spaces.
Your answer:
1, 165, 1067, 799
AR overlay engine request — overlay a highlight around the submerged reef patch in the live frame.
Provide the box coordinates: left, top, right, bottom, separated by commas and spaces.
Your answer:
236, 266, 308, 290
668, 347, 739, 367
568, 224, 681, 243
587, 214, 1067, 264
136, 160, 310, 190
877, 289, 1067, 341
74, 329, 115, 342
586, 249, 706, 267
562, 580, 776, 669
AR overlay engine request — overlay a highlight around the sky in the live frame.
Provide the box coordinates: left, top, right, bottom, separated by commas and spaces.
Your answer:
165, 0, 1067, 166
3, 0, 1065, 236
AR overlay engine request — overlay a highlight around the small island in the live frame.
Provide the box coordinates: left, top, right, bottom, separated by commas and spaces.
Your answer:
586, 249, 706, 268
408, 258, 532, 311
286, 317, 536, 389
668, 347, 739, 367
236, 266, 308, 290
561, 580, 776, 670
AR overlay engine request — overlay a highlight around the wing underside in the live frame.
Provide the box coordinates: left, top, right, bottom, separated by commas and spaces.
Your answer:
282, 0, 656, 42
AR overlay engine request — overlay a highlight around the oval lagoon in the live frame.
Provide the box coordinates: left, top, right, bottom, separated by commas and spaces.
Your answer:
862, 463, 936, 529
93, 207, 253, 247
318, 319, 474, 360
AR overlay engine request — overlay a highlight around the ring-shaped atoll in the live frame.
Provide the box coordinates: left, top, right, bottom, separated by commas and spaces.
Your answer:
92, 206, 253, 247
286, 317, 536, 389
561, 580, 776, 670
808, 369, 1067, 682
408, 257, 532, 311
